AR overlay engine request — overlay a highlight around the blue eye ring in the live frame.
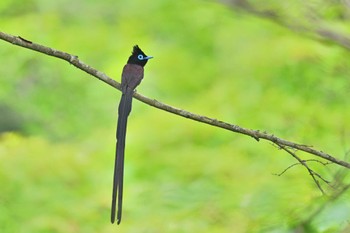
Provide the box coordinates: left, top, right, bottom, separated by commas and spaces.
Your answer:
137, 54, 144, 60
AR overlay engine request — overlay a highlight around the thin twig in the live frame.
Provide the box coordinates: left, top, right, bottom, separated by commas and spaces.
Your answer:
1, 31, 350, 170
276, 144, 330, 193
273, 162, 300, 176
273, 159, 332, 176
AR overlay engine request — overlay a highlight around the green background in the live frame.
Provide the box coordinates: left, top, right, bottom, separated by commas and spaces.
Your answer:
1, 0, 350, 232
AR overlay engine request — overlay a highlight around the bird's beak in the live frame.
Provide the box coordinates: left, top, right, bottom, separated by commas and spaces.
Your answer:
144, 56, 153, 60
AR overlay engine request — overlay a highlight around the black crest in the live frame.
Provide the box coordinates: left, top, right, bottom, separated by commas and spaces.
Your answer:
127, 45, 153, 67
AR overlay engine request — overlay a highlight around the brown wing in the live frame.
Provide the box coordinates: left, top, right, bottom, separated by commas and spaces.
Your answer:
121, 64, 144, 91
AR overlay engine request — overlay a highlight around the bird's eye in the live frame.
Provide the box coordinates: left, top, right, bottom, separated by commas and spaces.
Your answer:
137, 55, 144, 60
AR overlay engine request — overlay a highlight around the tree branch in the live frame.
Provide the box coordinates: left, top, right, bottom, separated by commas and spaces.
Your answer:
223, 0, 350, 51
298, 183, 350, 229
1, 31, 349, 173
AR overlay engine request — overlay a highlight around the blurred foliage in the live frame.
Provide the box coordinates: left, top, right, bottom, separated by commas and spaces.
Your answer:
1, 0, 350, 232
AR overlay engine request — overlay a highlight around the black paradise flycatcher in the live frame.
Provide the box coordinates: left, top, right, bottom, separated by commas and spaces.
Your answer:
111, 45, 153, 224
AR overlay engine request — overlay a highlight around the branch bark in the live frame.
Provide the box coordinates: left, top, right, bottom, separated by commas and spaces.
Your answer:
1, 31, 349, 172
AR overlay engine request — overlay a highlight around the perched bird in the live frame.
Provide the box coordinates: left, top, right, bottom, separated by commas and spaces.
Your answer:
111, 45, 153, 224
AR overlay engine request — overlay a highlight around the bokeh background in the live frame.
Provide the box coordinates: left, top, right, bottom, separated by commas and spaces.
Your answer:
1, 0, 350, 232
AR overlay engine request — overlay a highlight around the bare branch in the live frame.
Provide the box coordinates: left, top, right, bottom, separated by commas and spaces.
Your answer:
276, 144, 331, 193
223, 0, 350, 51
299, 183, 350, 228
273, 159, 332, 176
1, 31, 350, 172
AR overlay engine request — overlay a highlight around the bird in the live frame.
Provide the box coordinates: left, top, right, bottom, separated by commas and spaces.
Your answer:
111, 45, 153, 224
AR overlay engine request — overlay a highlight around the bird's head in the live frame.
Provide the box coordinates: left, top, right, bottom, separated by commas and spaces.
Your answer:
127, 45, 153, 67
